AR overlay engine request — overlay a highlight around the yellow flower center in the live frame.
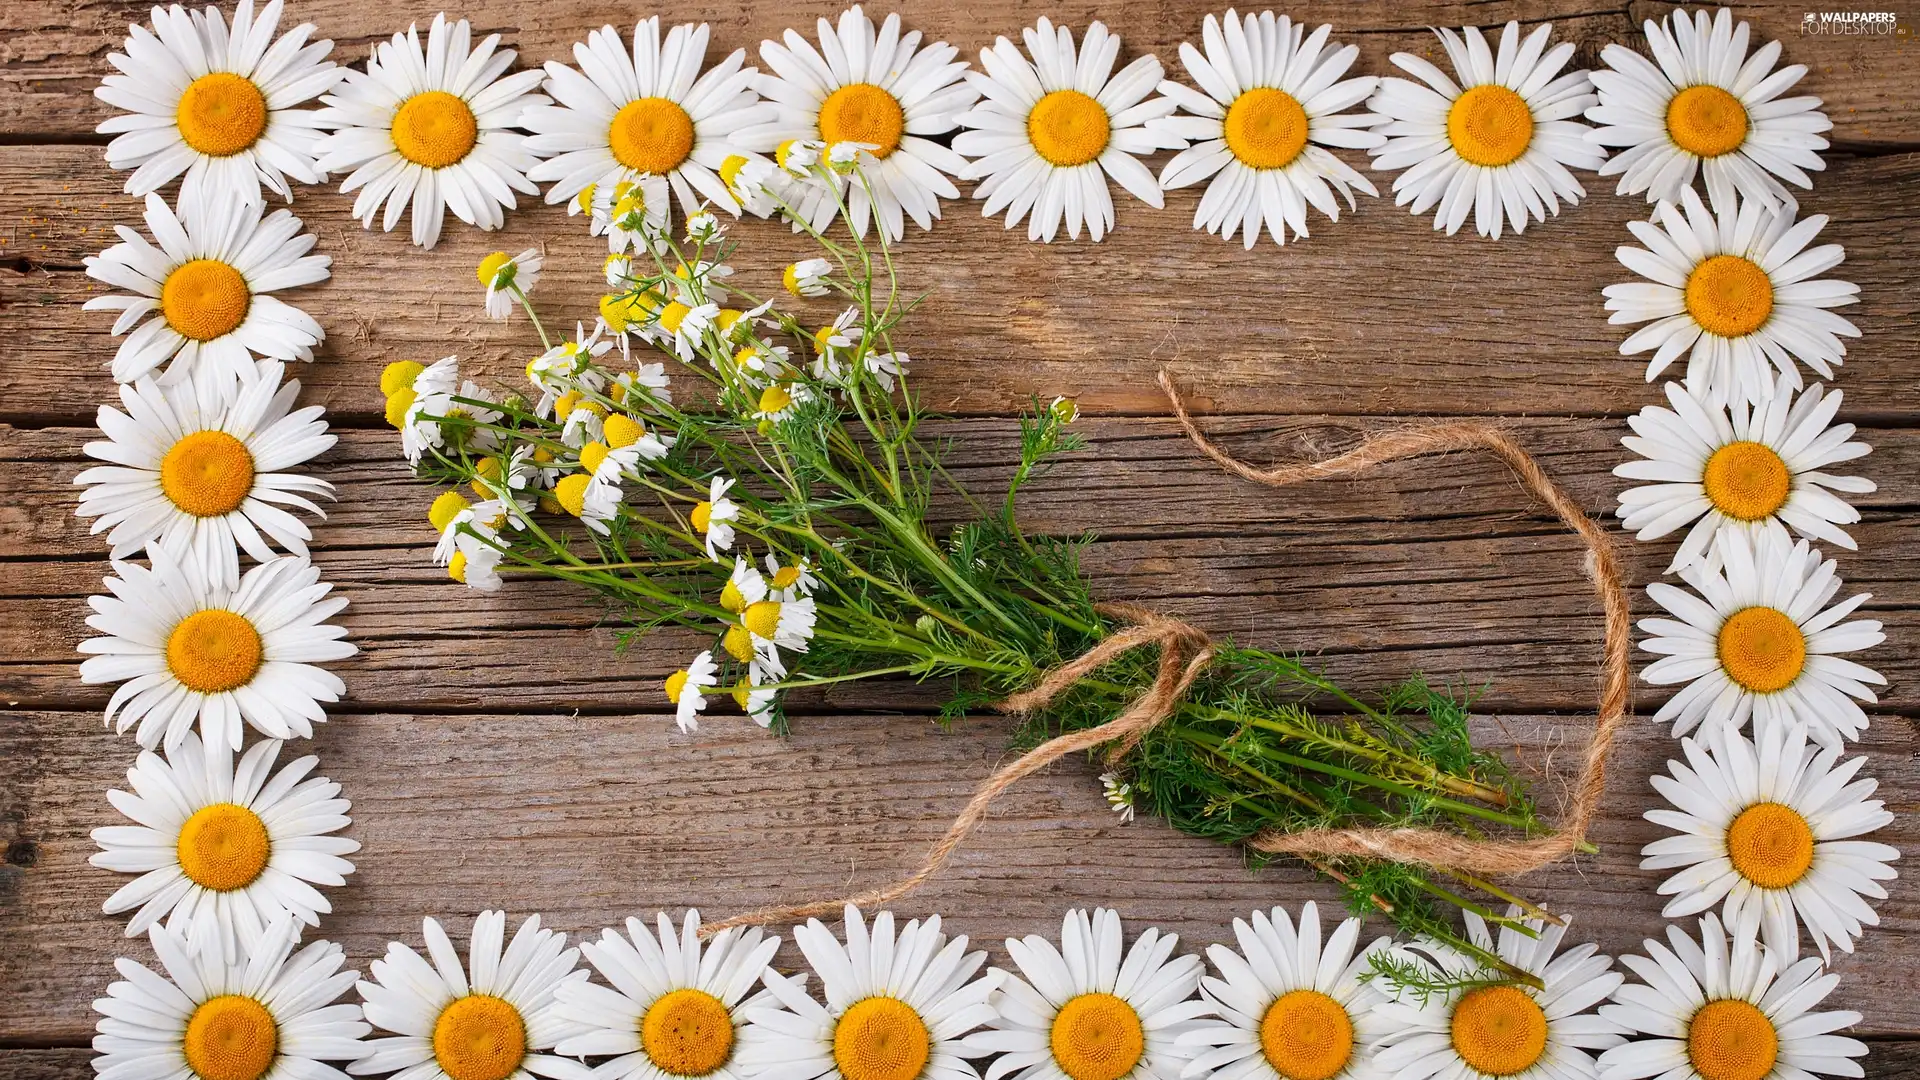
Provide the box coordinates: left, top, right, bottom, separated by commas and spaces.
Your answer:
161, 259, 251, 342
166, 610, 264, 695
610, 97, 697, 174
641, 987, 736, 1077
381, 360, 426, 396
159, 430, 255, 517
1717, 606, 1806, 694
1258, 990, 1354, 1080
604, 414, 646, 449
743, 600, 781, 640
580, 441, 611, 476
771, 565, 802, 590
759, 385, 793, 415
722, 625, 756, 663
448, 550, 469, 583
182, 994, 278, 1080
782, 263, 809, 296
731, 681, 757, 710
554, 474, 592, 517
470, 457, 503, 499
1449, 986, 1547, 1077
659, 301, 692, 334
430, 490, 472, 532
1027, 90, 1111, 168
176, 72, 269, 157
176, 803, 270, 892
720, 579, 748, 613
832, 997, 930, 1080
716, 309, 745, 336
1668, 85, 1750, 159
386, 388, 418, 430
1447, 84, 1534, 167
1702, 441, 1791, 521
1049, 993, 1144, 1080
1685, 255, 1774, 339
1726, 801, 1816, 889
476, 252, 513, 287
720, 153, 749, 189
817, 84, 905, 159
391, 90, 479, 169
690, 500, 714, 532
1223, 88, 1310, 170
433, 995, 528, 1080
665, 669, 691, 704
1688, 999, 1778, 1080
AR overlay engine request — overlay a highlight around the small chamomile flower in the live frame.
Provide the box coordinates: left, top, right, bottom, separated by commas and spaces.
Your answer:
738, 594, 817, 674
692, 477, 740, 559
777, 138, 823, 176
865, 350, 909, 392
666, 650, 720, 732
404, 367, 502, 465
478, 248, 542, 320
721, 557, 770, 615
763, 553, 819, 599
1099, 772, 1135, 823
686, 209, 723, 241
785, 258, 834, 297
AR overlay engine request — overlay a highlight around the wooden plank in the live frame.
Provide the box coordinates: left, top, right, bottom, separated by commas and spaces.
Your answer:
6, 419, 1919, 716
6, 1, 1913, 147
4, 149, 1918, 424
3, 708, 1916, 1043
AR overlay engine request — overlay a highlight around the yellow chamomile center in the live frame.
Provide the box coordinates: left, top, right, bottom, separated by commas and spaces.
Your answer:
1717, 606, 1806, 694
743, 600, 781, 640
1685, 255, 1774, 339
381, 360, 425, 396
665, 669, 691, 703
430, 490, 472, 532
759, 384, 794, 415
176, 72, 269, 157
1449, 986, 1548, 1078
176, 802, 270, 892
1447, 84, 1534, 167
659, 301, 692, 334
580, 441, 611, 476
448, 550, 469, 583
167, 609, 264, 694
771, 564, 802, 590
818, 84, 906, 159
1702, 442, 1791, 521
1027, 90, 1111, 168
1667, 85, 1750, 159
690, 500, 714, 532
1049, 993, 1144, 1080
1258, 990, 1354, 1080
720, 153, 750, 191
433, 994, 528, 1080
833, 997, 931, 1080
386, 388, 418, 430
159, 430, 255, 517
1726, 801, 1816, 889
641, 987, 736, 1077
1223, 88, 1310, 170
476, 251, 513, 287
722, 625, 756, 663
392, 90, 479, 169
555, 474, 592, 518
720, 579, 748, 613
471, 457, 504, 499
162, 259, 251, 342
605, 414, 646, 449
182, 994, 278, 1080
610, 97, 697, 174
1688, 999, 1778, 1080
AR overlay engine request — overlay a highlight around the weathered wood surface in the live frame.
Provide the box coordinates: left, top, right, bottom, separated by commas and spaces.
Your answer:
2, 0, 1917, 1061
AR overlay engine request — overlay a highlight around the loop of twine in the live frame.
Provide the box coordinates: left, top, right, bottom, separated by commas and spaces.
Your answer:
701, 370, 1632, 936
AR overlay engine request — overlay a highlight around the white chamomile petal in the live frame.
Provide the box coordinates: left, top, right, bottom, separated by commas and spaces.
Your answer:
1366, 21, 1605, 240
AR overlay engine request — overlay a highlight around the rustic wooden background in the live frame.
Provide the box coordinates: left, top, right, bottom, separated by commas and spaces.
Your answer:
2, 1, 1916, 1076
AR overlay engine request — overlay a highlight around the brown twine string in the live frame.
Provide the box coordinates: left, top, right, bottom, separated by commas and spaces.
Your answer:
700, 369, 1632, 936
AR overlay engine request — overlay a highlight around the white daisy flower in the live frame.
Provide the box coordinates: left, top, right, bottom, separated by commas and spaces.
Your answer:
1099, 773, 1135, 824
1615, 375, 1874, 573
1586, 7, 1832, 210
723, 154, 791, 216
405, 378, 503, 466
96, 0, 342, 206
479, 248, 542, 320
352, 911, 592, 1080
1151, 11, 1383, 248
865, 350, 909, 391
603, 412, 676, 462
599, 174, 675, 253
1176, 902, 1393, 1080
763, 553, 819, 600
785, 257, 834, 297
752, 381, 808, 422
692, 476, 741, 559
311, 13, 549, 250
1643, 717, 1900, 963
687, 209, 723, 241
1606, 187, 1860, 410
954, 19, 1183, 243
93, 917, 368, 1080
84, 191, 328, 395
1640, 527, 1884, 746
75, 361, 336, 590
656, 299, 722, 361
551, 468, 622, 537
1366, 20, 1605, 240
732, 669, 780, 727
78, 548, 354, 753
523, 18, 772, 223
964, 907, 1209, 1080
737, 594, 817, 675
91, 733, 358, 955
734, 905, 997, 1080
555, 909, 782, 1080
664, 650, 721, 733
742, 6, 980, 240
1597, 912, 1868, 1080
451, 529, 506, 593
1373, 907, 1627, 1080
721, 556, 770, 616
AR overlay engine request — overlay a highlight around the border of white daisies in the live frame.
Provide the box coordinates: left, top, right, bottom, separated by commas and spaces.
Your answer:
69, 4, 1901, 1080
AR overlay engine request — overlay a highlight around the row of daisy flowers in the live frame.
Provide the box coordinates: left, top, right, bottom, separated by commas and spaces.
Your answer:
96, 900, 1877, 1080
99, 1, 1833, 254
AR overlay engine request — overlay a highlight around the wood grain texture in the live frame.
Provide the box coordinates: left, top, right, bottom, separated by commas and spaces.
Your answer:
3, 146, 1918, 424
3, 708, 1916, 1043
